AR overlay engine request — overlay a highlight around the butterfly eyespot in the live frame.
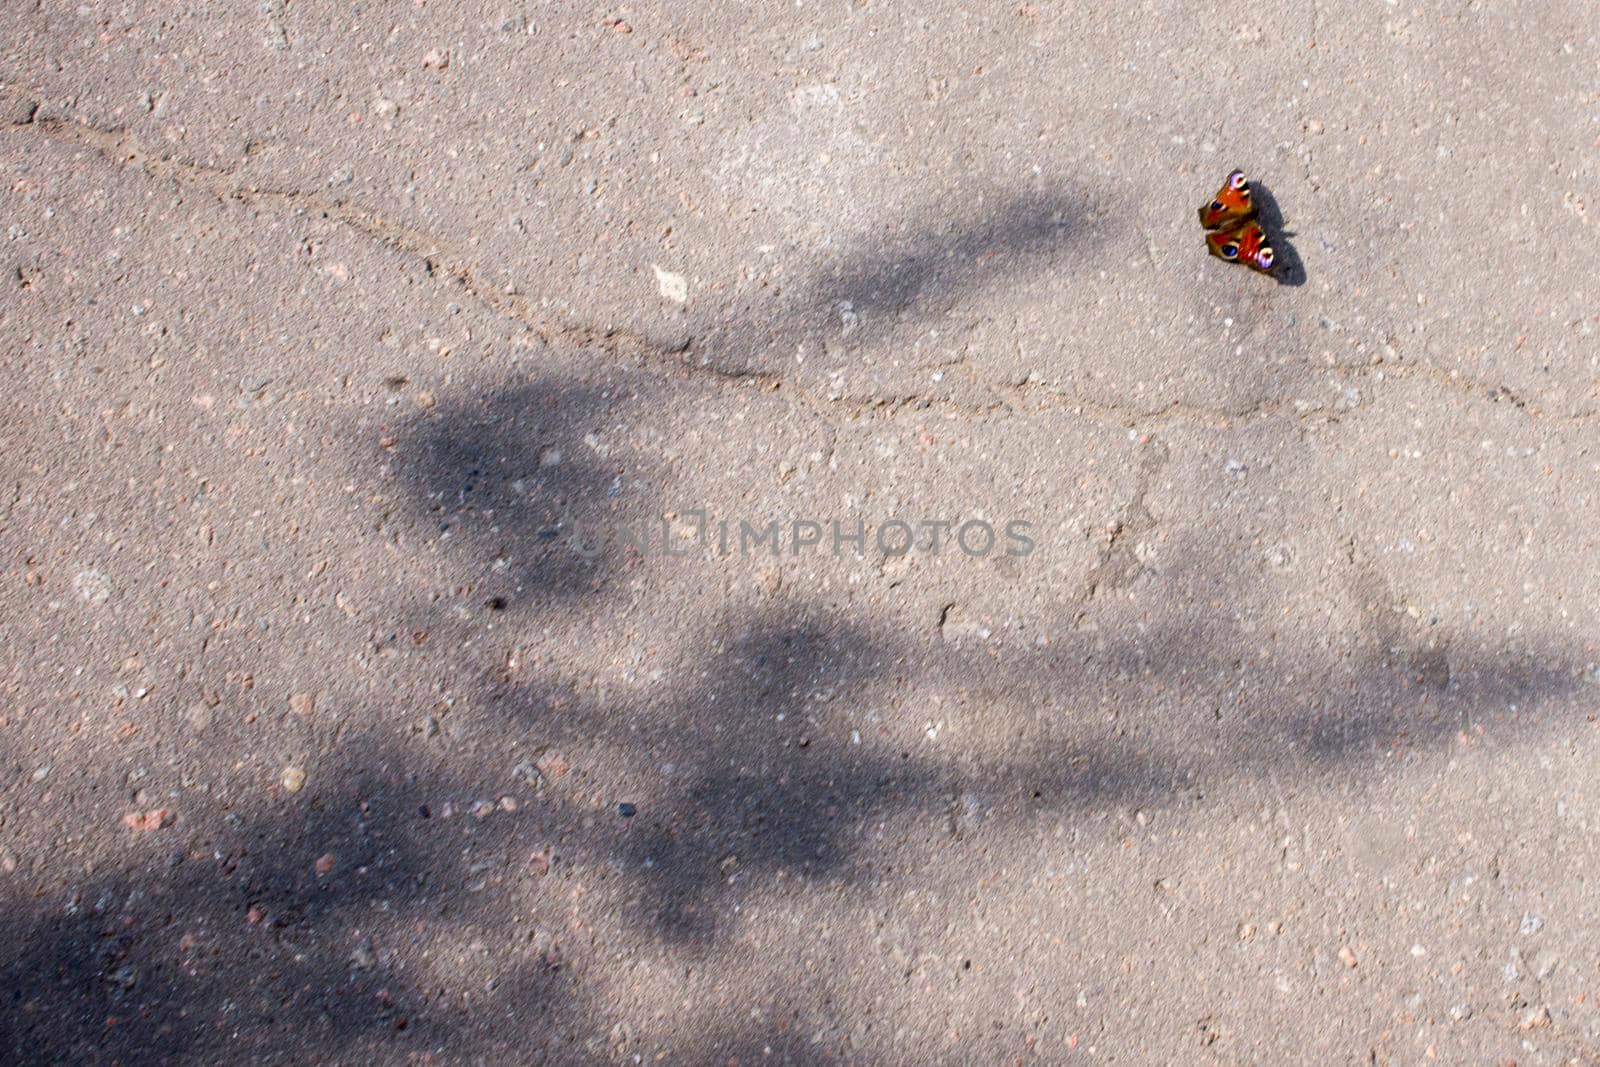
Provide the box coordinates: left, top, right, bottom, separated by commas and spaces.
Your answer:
1211, 200, 1223, 211
1228, 172, 1247, 190
1221, 245, 1238, 258
1258, 247, 1275, 267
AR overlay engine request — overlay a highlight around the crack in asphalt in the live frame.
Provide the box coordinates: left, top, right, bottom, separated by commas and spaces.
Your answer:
7, 95, 1589, 437
262, 0, 291, 52
1073, 436, 1170, 625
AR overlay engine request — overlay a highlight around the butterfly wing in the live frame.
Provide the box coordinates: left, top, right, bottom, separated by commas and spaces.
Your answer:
1205, 219, 1275, 274
1197, 170, 1256, 230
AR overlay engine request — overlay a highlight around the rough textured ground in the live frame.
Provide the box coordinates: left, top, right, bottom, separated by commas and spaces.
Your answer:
2, 2, 1599, 1064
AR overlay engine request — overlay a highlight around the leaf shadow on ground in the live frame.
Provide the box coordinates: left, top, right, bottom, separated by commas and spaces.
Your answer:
2, 195, 1588, 1066
330, 194, 1592, 1059
384, 189, 1109, 624
385, 376, 652, 619
0, 737, 582, 1065
478, 600, 1586, 956
1, 587, 1582, 1063
805, 188, 1103, 340
682, 185, 1112, 381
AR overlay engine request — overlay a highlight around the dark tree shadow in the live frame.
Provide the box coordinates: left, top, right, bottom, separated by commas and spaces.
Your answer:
388, 376, 646, 616
10, 190, 1577, 1066
381, 191, 1108, 622
461, 583, 1585, 960
318, 180, 1594, 1059
1, 550, 1587, 1064
0, 737, 579, 1065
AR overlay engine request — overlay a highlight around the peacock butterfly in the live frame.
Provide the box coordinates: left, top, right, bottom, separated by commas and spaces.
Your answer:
1198, 170, 1275, 275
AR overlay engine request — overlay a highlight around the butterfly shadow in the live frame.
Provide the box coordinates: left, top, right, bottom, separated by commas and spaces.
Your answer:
1252, 182, 1306, 287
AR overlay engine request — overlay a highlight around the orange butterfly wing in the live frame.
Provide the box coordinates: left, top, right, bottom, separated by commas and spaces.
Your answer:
1197, 170, 1256, 230
1205, 220, 1275, 274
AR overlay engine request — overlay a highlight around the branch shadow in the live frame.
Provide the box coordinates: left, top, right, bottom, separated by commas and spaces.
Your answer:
36, 191, 1569, 1064
468, 569, 1587, 961
808, 187, 1105, 343
670, 185, 1112, 384
382, 190, 1108, 624
0, 735, 578, 1065
3, 541, 1587, 1063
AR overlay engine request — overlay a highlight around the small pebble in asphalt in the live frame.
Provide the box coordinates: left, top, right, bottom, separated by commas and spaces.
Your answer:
617, 802, 637, 818
536, 751, 570, 779
123, 808, 170, 832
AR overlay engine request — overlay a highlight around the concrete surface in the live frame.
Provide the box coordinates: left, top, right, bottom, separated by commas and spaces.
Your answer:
2, 1, 1599, 1063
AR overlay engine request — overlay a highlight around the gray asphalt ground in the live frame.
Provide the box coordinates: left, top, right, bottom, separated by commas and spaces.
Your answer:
3, 2, 1600, 1064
